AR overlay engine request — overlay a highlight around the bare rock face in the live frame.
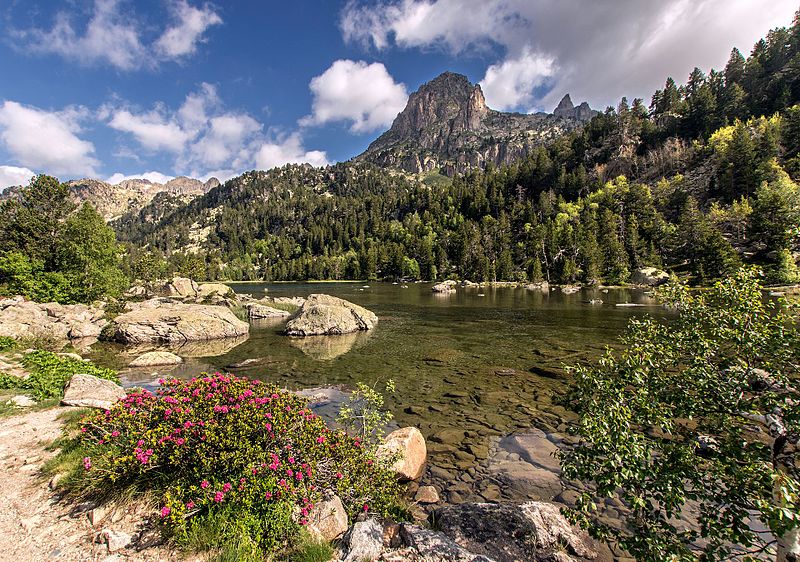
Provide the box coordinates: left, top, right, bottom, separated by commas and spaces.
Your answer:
0, 297, 107, 342
379, 427, 427, 481
111, 300, 249, 344
341, 519, 384, 562
285, 294, 377, 336
128, 351, 183, 367
432, 281, 457, 293
62, 374, 126, 410
631, 267, 670, 286
357, 72, 596, 175
307, 494, 349, 542
432, 502, 602, 562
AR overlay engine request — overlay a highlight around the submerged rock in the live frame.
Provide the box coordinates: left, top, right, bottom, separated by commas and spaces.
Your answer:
111, 300, 249, 344
285, 294, 377, 336
62, 374, 126, 410
379, 427, 427, 481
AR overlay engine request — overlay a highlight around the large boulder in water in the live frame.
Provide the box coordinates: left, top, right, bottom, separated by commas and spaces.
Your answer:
111, 300, 249, 344
285, 294, 377, 336
432, 502, 603, 562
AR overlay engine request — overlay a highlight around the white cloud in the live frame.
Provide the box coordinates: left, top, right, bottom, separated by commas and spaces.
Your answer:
301, 60, 408, 133
254, 133, 330, 170
106, 171, 175, 185
0, 101, 99, 177
480, 47, 556, 111
108, 108, 192, 152
0, 165, 36, 190
342, 0, 799, 111
106, 84, 326, 178
155, 0, 223, 58
16, 0, 221, 71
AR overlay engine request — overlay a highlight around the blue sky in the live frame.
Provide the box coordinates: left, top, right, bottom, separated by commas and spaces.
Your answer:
0, 0, 796, 188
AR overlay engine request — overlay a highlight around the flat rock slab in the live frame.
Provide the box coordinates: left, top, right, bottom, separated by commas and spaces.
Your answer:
111, 300, 249, 344
433, 502, 601, 562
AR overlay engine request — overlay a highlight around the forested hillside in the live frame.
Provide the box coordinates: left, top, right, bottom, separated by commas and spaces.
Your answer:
116, 13, 800, 285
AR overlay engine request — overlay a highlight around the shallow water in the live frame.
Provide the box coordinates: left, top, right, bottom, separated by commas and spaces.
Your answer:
91, 282, 672, 504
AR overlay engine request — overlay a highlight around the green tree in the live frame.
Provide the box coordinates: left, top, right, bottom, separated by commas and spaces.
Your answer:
56, 203, 126, 302
562, 269, 800, 561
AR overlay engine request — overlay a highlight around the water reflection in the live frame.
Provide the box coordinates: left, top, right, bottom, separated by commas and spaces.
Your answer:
287, 330, 372, 360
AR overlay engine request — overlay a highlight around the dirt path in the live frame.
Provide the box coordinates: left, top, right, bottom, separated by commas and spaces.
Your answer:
0, 407, 189, 561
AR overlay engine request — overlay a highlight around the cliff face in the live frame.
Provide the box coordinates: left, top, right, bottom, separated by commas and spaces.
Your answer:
356, 72, 597, 175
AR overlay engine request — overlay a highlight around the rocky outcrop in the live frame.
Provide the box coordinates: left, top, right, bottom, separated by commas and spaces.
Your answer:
0, 297, 107, 342
553, 94, 599, 122
285, 294, 377, 336
631, 267, 670, 286
110, 299, 249, 344
128, 351, 183, 367
378, 427, 427, 481
62, 374, 126, 410
356, 72, 596, 175
432, 502, 601, 562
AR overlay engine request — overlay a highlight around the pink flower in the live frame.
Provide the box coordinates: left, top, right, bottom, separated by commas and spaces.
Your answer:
222, 482, 232, 493
336, 472, 343, 479
83, 457, 92, 470
316, 436, 325, 443
201, 480, 210, 489
214, 491, 225, 503
363, 504, 369, 512
111, 430, 120, 437
264, 491, 273, 500
288, 456, 295, 464
161, 506, 171, 518
186, 501, 195, 509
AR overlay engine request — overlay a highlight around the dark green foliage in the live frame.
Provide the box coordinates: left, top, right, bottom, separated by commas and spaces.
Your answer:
561, 269, 800, 560
0, 175, 126, 303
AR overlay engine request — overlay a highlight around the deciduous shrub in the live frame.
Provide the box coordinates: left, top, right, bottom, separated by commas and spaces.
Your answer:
68, 374, 401, 558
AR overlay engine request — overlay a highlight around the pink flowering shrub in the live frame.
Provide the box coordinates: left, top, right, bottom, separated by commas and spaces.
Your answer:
71, 373, 401, 555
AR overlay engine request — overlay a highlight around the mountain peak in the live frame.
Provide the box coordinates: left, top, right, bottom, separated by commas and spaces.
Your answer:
554, 94, 574, 113
553, 93, 597, 121
357, 72, 593, 175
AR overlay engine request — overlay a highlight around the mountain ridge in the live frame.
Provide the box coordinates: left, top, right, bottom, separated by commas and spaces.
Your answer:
356, 72, 597, 175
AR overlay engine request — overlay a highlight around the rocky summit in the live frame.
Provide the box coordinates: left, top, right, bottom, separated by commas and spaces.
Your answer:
1, 175, 219, 222
356, 72, 596, 175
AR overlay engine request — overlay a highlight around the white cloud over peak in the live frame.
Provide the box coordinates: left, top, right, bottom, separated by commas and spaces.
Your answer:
155, 0, 223, 59
0, 101, 99, 177
342, 0, 798, 111
255, 132, 330, 170
106, 171, 175, 185
0, 165, 36, 191
301, 60, 408, 134
16, 0, 221, 71
480, 48, 556, 111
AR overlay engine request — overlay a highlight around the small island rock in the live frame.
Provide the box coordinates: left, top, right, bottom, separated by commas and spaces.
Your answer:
285, 294, 377, 336
128, 351, 183, 367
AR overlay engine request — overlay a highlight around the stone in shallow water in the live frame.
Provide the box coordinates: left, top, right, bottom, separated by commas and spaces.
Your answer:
128, 351, 182, 367
415, 485, 440, 504
379, 427, 427, 481
501, 429, 562, 473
